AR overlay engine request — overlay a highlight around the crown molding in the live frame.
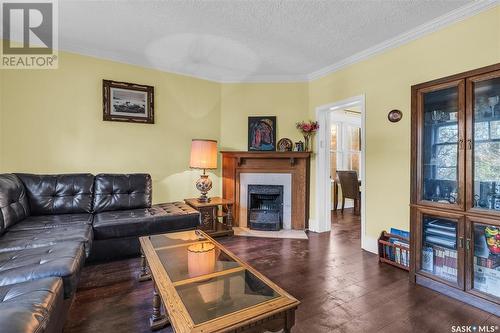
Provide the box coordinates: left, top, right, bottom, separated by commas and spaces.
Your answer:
308, 0, 499, 81
60, 0, 498, 84
216, 74, 309, 83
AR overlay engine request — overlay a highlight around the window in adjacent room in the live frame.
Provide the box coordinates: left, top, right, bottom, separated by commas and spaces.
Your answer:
330, 110, 362, 179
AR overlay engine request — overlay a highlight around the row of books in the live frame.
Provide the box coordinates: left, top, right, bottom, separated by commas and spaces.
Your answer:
475, 255, 500, 269
422, 244, 458, 281
383, 242, 410, 267
395, 242, 410, 267
382, 228, 410, 268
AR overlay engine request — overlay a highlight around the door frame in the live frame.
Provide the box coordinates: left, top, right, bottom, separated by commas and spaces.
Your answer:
314, 95, 369, 251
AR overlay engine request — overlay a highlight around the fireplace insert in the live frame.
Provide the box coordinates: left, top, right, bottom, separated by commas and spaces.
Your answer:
247, 185, 283, 231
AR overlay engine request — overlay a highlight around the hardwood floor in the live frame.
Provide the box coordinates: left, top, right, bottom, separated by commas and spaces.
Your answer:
64, 211, 499, 332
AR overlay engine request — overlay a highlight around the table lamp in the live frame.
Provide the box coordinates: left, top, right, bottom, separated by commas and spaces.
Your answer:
190, 139, 218, 202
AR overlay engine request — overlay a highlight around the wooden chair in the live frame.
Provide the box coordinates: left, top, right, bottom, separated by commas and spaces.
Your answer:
336, 171, 361, 215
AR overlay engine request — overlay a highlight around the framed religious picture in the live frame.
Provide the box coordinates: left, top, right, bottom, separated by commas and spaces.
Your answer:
248, 116, 276, 151
103, 80, 154, 124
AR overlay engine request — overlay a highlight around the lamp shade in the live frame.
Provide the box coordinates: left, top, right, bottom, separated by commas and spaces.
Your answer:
190, 139, 218, 169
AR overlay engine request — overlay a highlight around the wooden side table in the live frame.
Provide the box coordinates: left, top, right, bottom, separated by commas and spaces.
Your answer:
184, 197, 234, 237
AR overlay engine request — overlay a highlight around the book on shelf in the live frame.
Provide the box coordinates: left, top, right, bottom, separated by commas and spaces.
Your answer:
424, 234, 456, 249
475, 255, 500, 269
393, 240, 409, 267
390, 228, 410, 239
424, 220, 457, 249
425, 227, 456, 238
427, 219, 456, 232
422, 244, 457, 280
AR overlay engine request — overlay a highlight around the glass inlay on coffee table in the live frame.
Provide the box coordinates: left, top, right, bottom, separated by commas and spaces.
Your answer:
139, 230, 299, 333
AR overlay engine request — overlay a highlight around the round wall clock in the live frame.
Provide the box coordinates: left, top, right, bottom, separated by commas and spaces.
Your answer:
388, 109, 403, 123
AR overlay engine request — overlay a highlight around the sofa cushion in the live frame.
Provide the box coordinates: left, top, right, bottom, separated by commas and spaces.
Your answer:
9, 213, 93, 232
0, 242, 85, 298
93, 173, 152, 213
0, 224, 93, 257
16, 173, 94, 215
0, 277, 64, 333
93, 202, 199, 240
0, 174, 30, 234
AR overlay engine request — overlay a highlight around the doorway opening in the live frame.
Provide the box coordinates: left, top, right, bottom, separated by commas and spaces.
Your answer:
314, 95, 372, 252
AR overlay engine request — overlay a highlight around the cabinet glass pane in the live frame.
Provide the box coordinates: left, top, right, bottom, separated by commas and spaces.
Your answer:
421, 216, 458, 283
472, 77, 500, 211
472, 223, 500, 298
422, 87, 459, 204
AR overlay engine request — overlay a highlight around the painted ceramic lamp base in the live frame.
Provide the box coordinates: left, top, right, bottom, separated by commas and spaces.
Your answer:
196, 173, 213, 202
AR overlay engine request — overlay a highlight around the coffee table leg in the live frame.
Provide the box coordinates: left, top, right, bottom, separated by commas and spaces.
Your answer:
284, 309, 295, 333
150, 281, 169, 330
138, 252, 152, 282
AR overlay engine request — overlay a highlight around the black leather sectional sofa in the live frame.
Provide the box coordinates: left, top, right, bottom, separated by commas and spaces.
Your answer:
0, 173, 200, 333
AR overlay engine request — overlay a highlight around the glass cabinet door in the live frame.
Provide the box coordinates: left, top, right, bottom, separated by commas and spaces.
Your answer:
418, 211, 464, 287
468, 220, 500, 301
418, 81, 465, 209
467, 71, 500, 214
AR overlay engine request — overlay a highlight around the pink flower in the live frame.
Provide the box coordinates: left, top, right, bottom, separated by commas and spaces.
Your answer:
296, 121, 319, 134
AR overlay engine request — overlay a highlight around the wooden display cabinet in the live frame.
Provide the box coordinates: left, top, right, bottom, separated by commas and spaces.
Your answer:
411, 63, 500, 316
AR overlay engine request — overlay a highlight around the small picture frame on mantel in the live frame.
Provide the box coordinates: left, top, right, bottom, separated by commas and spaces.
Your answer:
103, 80, 154, 124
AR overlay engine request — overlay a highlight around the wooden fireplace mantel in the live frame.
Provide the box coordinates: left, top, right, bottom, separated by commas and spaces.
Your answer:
221, 151, 311, 230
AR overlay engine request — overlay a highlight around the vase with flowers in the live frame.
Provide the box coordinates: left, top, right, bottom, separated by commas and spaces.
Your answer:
296, 121, 319, 152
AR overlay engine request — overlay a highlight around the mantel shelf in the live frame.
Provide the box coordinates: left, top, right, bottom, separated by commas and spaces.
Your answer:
221, 151, 311, 166
220, 151, 311, 158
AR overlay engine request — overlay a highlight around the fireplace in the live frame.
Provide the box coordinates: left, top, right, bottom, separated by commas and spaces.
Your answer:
247, 185, 283, 231
221, 151, 310, 230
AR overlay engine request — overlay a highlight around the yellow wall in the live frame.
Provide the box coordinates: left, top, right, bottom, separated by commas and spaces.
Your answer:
1, 52, 222, 203
1, 6, 499, 243
308, 6, 500, 239
220, 83, 309, 150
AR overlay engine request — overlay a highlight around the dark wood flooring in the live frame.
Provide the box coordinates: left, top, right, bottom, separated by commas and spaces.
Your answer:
64, 209, 499, 332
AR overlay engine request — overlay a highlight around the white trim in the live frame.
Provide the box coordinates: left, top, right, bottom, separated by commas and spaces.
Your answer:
308, 0, 498, 81
57, 1, 497, 83
310, 104, 332, 233
312, 95, 368, 253
362, 235, 379, 254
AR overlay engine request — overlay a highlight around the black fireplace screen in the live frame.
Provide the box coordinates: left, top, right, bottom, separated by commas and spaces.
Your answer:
247, 185, 283, 231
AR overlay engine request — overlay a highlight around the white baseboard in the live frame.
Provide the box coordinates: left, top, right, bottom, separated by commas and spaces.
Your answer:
307, 219, 331, 233
362, 234, 379, 254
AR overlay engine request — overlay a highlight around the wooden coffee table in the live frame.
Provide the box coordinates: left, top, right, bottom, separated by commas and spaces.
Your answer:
139, 230, 299, 332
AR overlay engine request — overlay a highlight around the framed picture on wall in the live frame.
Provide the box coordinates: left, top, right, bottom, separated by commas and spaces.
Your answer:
248, 116, 276, 151
103, 80, 154, 124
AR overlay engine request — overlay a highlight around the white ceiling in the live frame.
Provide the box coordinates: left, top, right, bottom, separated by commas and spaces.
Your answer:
58, 0, 490, 82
